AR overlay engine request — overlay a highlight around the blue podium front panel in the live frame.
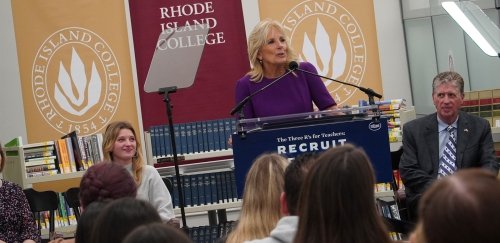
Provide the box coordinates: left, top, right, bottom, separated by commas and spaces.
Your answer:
232, 118, 392, 198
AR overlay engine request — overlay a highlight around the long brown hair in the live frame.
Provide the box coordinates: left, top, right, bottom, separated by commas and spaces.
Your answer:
226, 153, 289, 242
102, 121, 144, 184
294, 144, 391, 243
418, 168, 500, 243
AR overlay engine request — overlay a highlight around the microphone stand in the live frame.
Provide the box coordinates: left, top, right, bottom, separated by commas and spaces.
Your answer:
292, 67, 382, 105
158, 86, 188, 231
229, 68, 295, 136
291, 64, 383, 122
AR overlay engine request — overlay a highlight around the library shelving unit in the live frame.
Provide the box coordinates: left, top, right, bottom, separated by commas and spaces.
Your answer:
155, 155, 241, 225
3, 143, 85, 192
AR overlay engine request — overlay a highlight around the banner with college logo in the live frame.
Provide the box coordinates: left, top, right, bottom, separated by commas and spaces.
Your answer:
11, 0, 140, 143
128, 0, 249, 130
258, 0, 383, 106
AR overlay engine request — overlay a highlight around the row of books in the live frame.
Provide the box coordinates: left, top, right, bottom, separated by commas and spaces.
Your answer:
462, 89, 500, 127
353, 99, 406, 143
377, 99, 406, 143
35, 193, 78, 229
21, 132, 104, 178
149, 118, 237, 158
186, 221, 236, 243
376, 198, 405, 240
166, 170, 239, 208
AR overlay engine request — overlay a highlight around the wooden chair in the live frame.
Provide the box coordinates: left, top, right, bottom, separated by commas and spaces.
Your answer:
23, 188, 59, 242
63, 187, 81, 222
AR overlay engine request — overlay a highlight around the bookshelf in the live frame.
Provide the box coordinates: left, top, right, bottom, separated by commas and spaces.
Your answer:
3, 145, 87, 192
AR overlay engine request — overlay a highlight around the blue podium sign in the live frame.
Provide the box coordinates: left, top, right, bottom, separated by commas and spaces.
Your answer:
232, 118, 393, 198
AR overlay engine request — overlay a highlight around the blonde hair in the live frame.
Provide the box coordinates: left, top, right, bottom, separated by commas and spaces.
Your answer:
247, 18, 297, 82
102, 121, 144, 185
226, 153, 289, 242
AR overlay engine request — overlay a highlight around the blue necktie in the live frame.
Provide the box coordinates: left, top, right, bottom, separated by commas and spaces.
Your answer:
438, 126, 457, 178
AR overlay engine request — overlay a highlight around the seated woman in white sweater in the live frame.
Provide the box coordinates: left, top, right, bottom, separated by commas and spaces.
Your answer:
102, 121, 175, 223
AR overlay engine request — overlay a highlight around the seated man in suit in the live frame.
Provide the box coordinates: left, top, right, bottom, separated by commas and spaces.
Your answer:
399, 71, 499, 222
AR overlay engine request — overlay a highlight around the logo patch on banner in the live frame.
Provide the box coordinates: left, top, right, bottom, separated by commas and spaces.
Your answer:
12, 0, 140, 142
32, 27, 121, 135
282, 1, 366, 104
258, 0, 383, 107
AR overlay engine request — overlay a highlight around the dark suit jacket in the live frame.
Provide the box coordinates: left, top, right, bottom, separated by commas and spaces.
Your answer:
399, 111, 498, 207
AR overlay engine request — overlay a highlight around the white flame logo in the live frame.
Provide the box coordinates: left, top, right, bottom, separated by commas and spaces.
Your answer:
54, 48, 102, 116
299, 19, 346, 87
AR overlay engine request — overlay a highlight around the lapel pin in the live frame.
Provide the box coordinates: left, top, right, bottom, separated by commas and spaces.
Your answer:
464, 129, 469, 132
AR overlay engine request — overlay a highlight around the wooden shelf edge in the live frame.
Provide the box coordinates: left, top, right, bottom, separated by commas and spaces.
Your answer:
173, 200, 242, 215
26, 171, 85, 184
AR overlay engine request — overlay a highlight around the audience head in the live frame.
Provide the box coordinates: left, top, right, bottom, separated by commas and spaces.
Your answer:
91, 197, 162, 243
102, 121, 144, 183
75, 200, 109, 243
247, 18, 297, 81
0, 142, 4, 172
283, 152, 319, 215
414, 168, 500, 243
294, 144, 391, 243
123, 222, 192, 243
79, 161, 137, 209
227, 152, 289, 242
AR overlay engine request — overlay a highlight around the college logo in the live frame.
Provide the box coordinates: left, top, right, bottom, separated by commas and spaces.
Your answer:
32, 27, 121, 135
282, 0, 367, 105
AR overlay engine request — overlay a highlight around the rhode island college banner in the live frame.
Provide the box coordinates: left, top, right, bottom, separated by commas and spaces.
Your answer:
128, 0, 249, 130
258, 0, 383, 106
11, 0, 140, 143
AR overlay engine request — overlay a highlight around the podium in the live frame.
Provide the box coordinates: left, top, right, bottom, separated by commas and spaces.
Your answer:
232, 108, 393, 197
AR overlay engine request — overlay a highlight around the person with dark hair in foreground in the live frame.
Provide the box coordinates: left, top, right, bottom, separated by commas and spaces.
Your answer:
410, 168, 500, 243
123, 222, 192, 243
74, 201, 109, 243
78, 161, 137, 209
90, 197, 162, 243
246, 152, 319, 243
294, 144, 392, 243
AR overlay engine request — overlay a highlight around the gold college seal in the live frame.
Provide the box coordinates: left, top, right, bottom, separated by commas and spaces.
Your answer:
32, 27, 121, 135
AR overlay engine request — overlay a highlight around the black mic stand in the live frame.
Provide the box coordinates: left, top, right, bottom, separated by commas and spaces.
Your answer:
292, 65, 383, 122
229, 69, 296, 137
158, 86, 188, 230
236, 109, 246, 139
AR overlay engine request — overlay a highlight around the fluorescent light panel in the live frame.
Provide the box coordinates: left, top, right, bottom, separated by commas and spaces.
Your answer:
442, 1, 498, 56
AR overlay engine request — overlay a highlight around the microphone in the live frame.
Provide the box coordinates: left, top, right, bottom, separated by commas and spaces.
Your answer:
288, 61, 382, 104
230, 67, 295, 116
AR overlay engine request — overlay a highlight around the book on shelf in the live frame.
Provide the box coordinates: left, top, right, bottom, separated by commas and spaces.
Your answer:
56, 139, 72, 174
469, 91, 480, 116
27, 169, 59, 177
77, 137, 89, 170
25, 155, 57, 166
493, 89, 500, 128
62, 131, 84, 171
479, 90, 493, 126
25, 164, 58, 173
64, 137, 77, 173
